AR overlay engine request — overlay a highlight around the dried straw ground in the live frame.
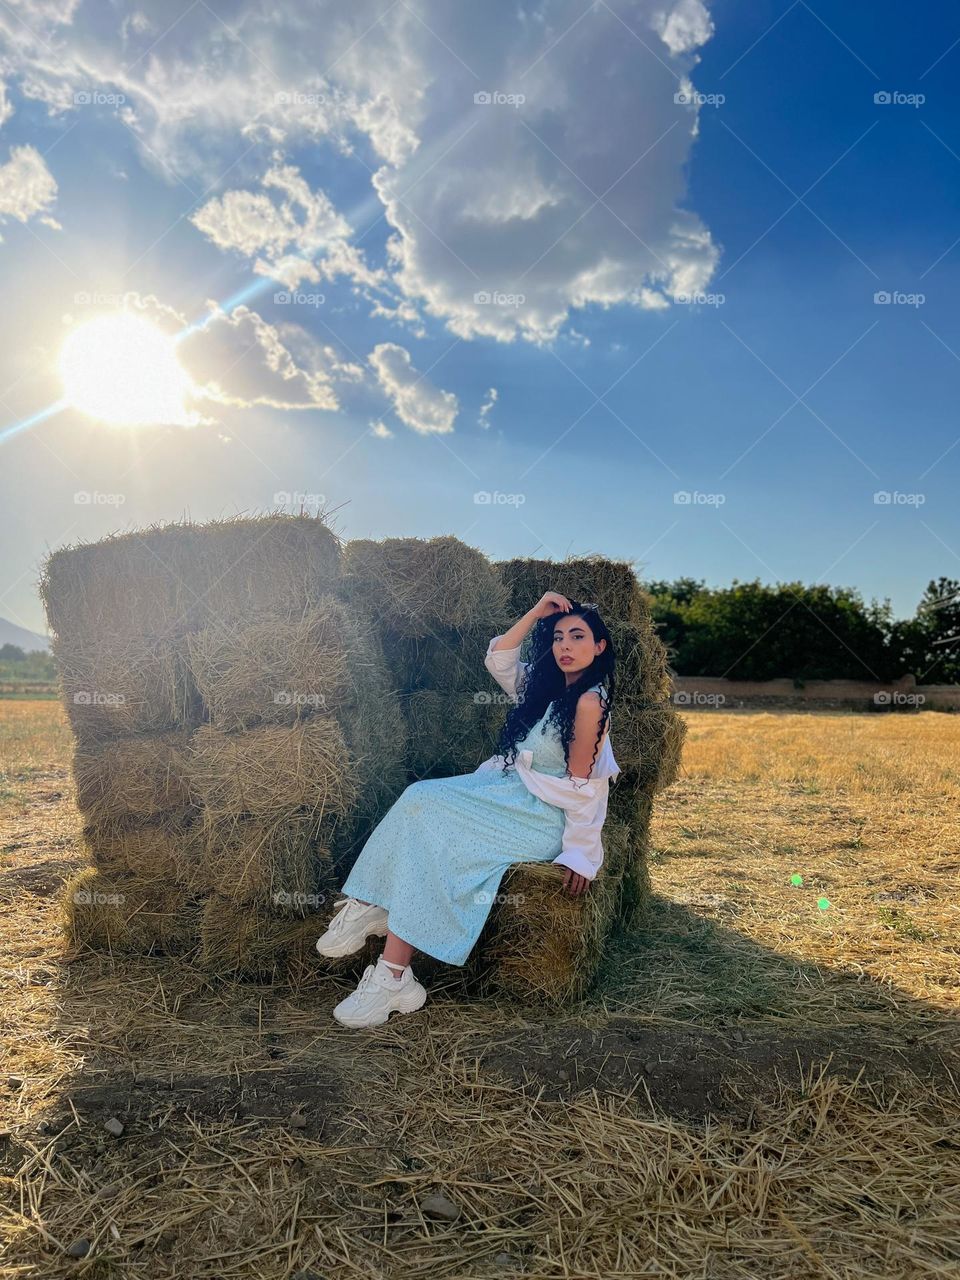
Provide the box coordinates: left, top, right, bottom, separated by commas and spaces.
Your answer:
1, 699, 958, 1279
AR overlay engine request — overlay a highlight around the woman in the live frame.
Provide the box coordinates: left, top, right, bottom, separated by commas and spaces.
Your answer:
315, 591, 620, 1027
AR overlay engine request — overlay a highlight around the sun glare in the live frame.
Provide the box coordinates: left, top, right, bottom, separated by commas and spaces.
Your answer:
58, 312, 196, 427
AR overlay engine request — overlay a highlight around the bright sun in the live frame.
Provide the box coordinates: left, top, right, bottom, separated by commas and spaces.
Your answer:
58, 312, 196, 427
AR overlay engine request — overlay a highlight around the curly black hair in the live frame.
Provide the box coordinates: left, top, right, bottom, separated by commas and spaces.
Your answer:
494, 601, 616, 780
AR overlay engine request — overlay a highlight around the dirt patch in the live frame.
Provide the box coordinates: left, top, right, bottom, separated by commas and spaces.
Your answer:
0, 857, 78, 898
33, 1066, 344, 1145
474, 1019, 958, 1123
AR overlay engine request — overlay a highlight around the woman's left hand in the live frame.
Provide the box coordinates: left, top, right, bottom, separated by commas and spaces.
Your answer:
560, 867, 590, 897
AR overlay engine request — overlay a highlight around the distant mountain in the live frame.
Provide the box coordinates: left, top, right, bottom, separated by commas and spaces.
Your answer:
0, 617, 51, 653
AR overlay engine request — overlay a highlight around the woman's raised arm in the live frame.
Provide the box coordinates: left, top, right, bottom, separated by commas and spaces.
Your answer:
491, 591, 573, 652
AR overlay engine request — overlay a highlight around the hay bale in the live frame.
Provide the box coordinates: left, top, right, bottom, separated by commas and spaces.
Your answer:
494, 555, 649, 628
83, 814, 209, 891
186, 600, 356, 732
379, 624, 494, 693
200, 813, 338, 907
400, 689, 505, 780
52, 631, 201, 744
189, 513, 342, 629
654, 712, 687, 793
185, 719, 360, 824
39, 523, 204, 642
185, 593, 408, 880
341, 536, 510, 638
40, 513, 342, 644
616, 797, 655, 931
199, 892, 331, 978
61, 867, 202, 955
468, 831, 627, 1005
73, 731, 195, 826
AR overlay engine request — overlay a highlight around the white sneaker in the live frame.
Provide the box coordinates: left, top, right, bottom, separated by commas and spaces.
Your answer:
332, 956, 427, 1027
315, 897, 389, 958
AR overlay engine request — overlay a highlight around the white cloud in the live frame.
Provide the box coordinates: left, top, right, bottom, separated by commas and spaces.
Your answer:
191, 157, 384, 291
179, 302, 364, 412
115, 292, 362, 415
652, 0, 715, 55
478, 386, 498, 428
0, 144, 60, 236
369, 418, 394, 438
0, 0, 720, 342
0, 81, 13, 129
368, 342, 458, 435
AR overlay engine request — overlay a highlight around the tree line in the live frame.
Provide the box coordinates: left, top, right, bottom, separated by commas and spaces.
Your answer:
640, 577, 960, 683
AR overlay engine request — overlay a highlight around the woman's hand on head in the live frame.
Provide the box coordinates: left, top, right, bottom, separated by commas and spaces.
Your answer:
534, 591, 572, 620
560, 867, 590, 897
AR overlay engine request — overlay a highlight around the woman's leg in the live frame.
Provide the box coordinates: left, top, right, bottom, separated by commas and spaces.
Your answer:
381, 928, 415, 976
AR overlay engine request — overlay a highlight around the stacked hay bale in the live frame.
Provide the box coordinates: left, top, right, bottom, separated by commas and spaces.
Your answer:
41, 514, 409, 977
470, 555, 686, 1003
338, 536, 512, 782
43, 521, 682, 1005
40, 523, 209, 955
185, 592, 408, 977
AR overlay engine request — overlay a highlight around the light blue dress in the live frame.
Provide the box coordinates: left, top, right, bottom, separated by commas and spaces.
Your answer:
339, 687, 602, 966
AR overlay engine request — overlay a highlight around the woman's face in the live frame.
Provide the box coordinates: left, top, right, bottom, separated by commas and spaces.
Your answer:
552, 613, 605, 676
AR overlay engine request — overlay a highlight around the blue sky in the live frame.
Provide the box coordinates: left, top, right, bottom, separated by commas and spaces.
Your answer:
1, 0, 958, 641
